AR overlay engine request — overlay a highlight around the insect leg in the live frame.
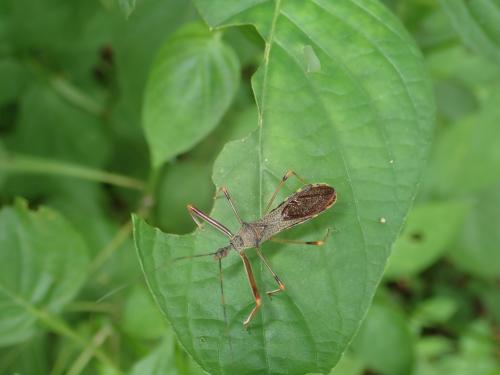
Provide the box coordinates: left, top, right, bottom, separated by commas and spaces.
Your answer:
239, 252, 261, 329
187, 204, 233, 238
218, 258, 230, 331
255, 247, 285, 298
270, 228, 331, 246
215, 186, 243, 225
264, 170, 307, 214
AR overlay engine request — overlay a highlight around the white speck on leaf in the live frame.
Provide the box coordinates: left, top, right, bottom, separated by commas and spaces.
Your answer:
379, 217, 387, 224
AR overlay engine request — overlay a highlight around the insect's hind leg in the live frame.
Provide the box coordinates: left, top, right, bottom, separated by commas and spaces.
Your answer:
264, 170, 307, 214
270, 228, 332, 246
255, 247, 285, 298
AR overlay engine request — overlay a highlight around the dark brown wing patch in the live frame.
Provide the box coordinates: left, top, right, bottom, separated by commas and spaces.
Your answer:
282, 184, 336, 221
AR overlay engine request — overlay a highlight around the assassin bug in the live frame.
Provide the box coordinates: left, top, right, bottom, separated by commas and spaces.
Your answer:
183, 170, 337, 329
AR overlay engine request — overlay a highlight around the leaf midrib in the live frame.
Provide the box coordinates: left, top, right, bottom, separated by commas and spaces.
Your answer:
255, 0, 282, 372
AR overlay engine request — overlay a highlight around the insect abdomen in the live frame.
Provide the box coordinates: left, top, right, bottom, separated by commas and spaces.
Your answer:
282, 184, 336, 221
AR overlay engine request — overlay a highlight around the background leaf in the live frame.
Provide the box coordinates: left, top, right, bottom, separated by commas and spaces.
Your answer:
143, 22, 240, 167
439, 0, 500, 64
449, 184, 500, 279
425, 90, 500, 196
111, 0, 196, 140
135, 0, 435, 373
0, 200, 89, 347
352, 301, 415, 375
118, 0, 136, 18
385, 201, 470, 279
120, 285, 166, 340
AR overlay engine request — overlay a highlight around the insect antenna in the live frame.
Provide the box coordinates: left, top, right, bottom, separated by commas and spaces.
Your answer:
174, 248, 234, 353
95, 258, 177, 303
173, 251, 218, 261
218, 257, 234, 356
96, 251, 220, 303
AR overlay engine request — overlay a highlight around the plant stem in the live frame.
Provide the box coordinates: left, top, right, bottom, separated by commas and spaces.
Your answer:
67, 324, 113, 375
51, 77, 104, 117
0, 153, 146, 191
89, 220, 133, 273
0, 284, 121, 372
65, 301, 117, 315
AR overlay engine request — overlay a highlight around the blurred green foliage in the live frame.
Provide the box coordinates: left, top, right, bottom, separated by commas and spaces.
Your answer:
0, 0, 499, 374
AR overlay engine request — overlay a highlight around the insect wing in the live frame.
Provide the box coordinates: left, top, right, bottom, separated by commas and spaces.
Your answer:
282, 184, 336, 221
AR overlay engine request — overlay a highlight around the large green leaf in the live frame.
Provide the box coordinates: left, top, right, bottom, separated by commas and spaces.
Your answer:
143, 22, 240, 167
134, 0, 434, 374
439, 0, 500, 64
0, 200, 89, 346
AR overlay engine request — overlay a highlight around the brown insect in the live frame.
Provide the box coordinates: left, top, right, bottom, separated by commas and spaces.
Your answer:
185, 170, 337, 329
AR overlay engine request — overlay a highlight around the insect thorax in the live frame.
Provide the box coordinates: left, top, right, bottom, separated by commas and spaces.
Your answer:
231, 222, 265, 251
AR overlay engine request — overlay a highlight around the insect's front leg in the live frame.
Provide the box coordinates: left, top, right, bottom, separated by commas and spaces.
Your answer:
187, 204, 233, 238
239, 252, 261, 329
214, 186, 243, 225
255, 247, 285, 298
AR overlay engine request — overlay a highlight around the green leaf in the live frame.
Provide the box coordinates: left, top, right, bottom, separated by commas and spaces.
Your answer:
426, 90, 500, 196
3, 0, 117, 85
352, 302, 415, 375
385, 201, 470, 279
434, 80, 478, 123
155, 107, 258, 234
187, 105, 258, 162
416, 336, 454, 360
414, 7, 457, 50
111, 0, 196, 140
411, 296, 458, 328
7, 84, 109, 167
439, 0, 500, 64
426, 45, 500, 92
155, 160, 215, 234
129, 334, 177, 375
0, 334, 48, 374
129, 332, 205, 375
0, 141, 6, 188
121, 285, 166, 340
143, 22, 240, 167
329, 353, 364, 375
118, 0, 136, 18
135, 0, 435, 373
479, 282, 500, 325
0, 58, 27, 105
449, 184, 500, 279
0, 200, 89, 347
415, 320, 499, 375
